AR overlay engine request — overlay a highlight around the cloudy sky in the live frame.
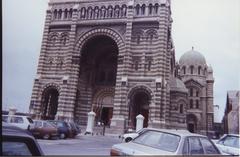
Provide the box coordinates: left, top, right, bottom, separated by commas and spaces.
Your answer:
3, 0, 240, 122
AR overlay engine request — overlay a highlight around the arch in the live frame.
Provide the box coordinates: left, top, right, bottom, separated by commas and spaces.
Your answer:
69, 8, 73, 18
80, 7, 86, 19
92, 88, 115, 125
127, 85, 153, 128
136, 4, 140, 15
40, 83, 61, 120
187, 114, 198, 133
107, 5, 113, 18
121, 4, 127, 17
154, 3, 159, 14
114, 5, 120, 18
58, 9, 62, 19
75, 28, 125, 55
198, 66, 202, 75
190, 65, 194, 74
127, 84, 153, 100
149, 4, 153, 15
141, 4, 146, 15
53, 9, 58, 19
64, 9, 68, 19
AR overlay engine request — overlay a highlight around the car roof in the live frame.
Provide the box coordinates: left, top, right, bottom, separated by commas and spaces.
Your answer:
2, 115, 30, 118
2, 122, 33, 138
143, 127, 206, 138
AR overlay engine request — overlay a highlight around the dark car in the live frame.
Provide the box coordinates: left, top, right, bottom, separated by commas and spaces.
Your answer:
67, 122, 81, 138
2, 122, 44, 156
47, 120, 70, 139
30, 120, 59, 139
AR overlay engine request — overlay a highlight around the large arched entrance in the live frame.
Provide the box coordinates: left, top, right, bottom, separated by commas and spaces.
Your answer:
187, 114, 198, 133
77, 35, 118, 125
128, 87, 151, 129
41, 87, 59, 120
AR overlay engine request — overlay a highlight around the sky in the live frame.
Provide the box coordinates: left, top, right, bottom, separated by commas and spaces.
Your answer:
2, 0, 240, 122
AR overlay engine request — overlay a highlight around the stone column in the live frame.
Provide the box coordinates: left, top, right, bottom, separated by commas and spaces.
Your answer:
86, 111, 96, 134
136, 114, 144, 132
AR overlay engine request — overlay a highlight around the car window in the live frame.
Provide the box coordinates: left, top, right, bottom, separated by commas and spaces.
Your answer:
43, 122, 54, 128
27, 117, 34, 123
57, 122, 64, 127
133, 130, 180, 152
2, 141, 32, 156
34, 121, 42, 127
223, 136, 239, 148
189, 137, 204, 155
200, 138, 219, 154
12, 117, 24, 123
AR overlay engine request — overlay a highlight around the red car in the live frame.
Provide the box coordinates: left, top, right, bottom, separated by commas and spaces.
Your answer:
30, 120, 59, 140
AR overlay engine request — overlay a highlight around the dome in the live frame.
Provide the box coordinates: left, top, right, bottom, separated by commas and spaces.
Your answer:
179, 48, 206, 66
169, 76, 188, 93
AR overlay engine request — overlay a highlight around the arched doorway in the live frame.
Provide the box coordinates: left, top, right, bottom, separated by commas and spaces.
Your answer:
77, 35, 118, 125
128, 88, 151, 129
187, 114, 198, 133
41, 87, 59, 120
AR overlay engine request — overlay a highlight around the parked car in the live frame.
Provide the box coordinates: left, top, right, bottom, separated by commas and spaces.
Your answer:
30, 120, 59, 140
120, 128, 149, 142
47, 120, 70, 139
67, 122, 81, 138
2, 122, 44, 156
214, 134, 240, 155
111, 128, 221, 155
2, 115, 34, 130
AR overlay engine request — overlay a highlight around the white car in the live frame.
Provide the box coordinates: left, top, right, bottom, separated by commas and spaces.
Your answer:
2, 115, 34, 130
111, 128, 222, 155
214, 134, 240, 155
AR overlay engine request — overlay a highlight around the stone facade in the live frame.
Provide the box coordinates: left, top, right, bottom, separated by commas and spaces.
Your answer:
29, 0, 214, 134
222, 91, 240, 134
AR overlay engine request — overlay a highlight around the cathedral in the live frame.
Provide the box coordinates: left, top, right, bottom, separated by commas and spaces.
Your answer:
29, 0, 214, 135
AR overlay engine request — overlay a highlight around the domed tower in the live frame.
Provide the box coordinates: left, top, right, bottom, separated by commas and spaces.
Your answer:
168, 76, 188, 129
178, 48, 214, 135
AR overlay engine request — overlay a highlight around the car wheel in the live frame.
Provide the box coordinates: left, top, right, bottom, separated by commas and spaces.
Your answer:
60, 133, 66, 139
125, 137, 132, 142
43, 134, 50, 140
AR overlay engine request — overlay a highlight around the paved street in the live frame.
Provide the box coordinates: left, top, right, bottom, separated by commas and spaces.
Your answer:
38, 135, 122, 155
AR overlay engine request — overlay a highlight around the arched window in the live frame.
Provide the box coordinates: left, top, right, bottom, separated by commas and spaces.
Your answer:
64, 9, 68, 19
198, 66, 201, 75
58, 9, 62, 19
180, 104, 183, 113
190, 88, 193, 97
81, 8, 86, 18
196, 91, 199, 97
190, 99, 193, 109
204, 68, 207, 75
108, 6, 113, 18
135, 61, 139, 71
154, 3, 159, 14
190, 65, 194, 74
121, 5, 127, 17
196, 100, 199, 109
149, 4, 153, 15
141, 4, 146, 15
148, 60, 151, 71
69, 9, 73, 18
136, 4, 140, 15
183, 66, 186, 74
53, 9, 58, 19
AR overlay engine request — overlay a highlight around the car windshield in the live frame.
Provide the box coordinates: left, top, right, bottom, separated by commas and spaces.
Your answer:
133, 130, 180, 152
